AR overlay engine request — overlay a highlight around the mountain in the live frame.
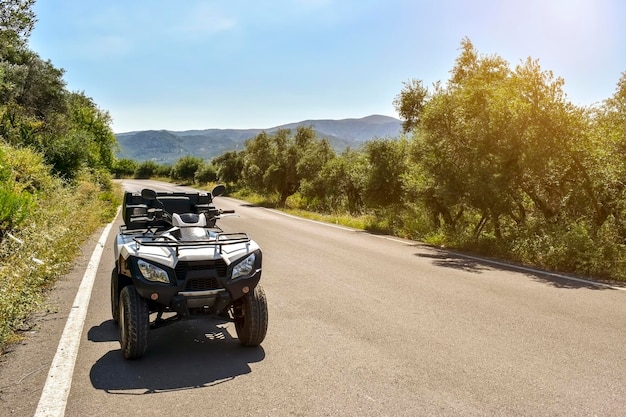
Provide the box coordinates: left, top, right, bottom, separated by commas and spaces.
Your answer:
115, 115, 402, 164
272, 115, 403, 142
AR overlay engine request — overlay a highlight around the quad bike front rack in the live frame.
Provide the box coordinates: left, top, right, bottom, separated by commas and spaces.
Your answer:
131, 232, 251, 255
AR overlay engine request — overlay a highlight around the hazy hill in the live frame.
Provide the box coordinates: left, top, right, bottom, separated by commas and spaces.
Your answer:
115, 115, 402, 164
273, 115, 403, 142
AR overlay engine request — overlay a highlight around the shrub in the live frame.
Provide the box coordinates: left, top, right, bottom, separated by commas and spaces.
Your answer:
172, 156, 203, 183
111, 158, 137, 178
0, 187, 32, 233
43, 132, 90, 180
194, 163, 218, 185
153, 164, 172, 178
134, 160, 159, 179
0, 146, 39, 233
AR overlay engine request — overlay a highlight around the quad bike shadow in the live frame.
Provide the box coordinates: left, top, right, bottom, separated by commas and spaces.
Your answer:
88, 318, 265, 394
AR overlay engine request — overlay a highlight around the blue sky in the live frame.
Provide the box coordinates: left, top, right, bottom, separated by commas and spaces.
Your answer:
29, 0, 625, 133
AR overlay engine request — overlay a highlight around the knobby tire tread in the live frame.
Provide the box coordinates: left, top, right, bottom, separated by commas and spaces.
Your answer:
235, 284, 268, 346
120, 286, 149, 359
111, 268, 120, 323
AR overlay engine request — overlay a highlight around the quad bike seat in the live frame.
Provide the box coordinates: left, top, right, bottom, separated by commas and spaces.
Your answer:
122, 191, 213, 229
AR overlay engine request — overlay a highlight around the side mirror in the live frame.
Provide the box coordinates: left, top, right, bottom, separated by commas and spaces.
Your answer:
211, 184, 226, 198
141, 189, 157, 200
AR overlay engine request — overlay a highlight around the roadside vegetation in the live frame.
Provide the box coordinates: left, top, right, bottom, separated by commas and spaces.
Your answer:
121, 39, 626, 282
0, 1, 119, 350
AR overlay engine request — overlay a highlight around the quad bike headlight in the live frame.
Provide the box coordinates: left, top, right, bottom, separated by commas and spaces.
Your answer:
137, 259, 170, 283
231, 253, 256, 280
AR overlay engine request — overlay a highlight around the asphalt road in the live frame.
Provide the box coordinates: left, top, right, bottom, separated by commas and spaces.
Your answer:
2, 179, 626, 416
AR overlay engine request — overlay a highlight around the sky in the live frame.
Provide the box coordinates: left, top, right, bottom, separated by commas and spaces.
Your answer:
28, 0, 626, 134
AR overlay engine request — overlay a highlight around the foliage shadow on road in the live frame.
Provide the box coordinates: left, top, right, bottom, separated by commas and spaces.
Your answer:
415, 251, 491, 274
415, 248, 619, 290
88, 319, 265, 394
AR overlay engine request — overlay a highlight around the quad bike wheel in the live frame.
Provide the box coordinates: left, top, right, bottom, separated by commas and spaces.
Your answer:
119, 286, 149, 359
111, 268, 120, 323
233, 284, 268, 346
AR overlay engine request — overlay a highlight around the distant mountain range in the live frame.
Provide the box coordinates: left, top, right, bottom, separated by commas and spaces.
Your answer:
115, 115, 403, 164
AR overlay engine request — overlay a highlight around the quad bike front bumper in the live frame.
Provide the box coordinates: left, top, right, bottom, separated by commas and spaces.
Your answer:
118, 251, 263, 318
158, 269, 262, 318
132, 268, 262, 318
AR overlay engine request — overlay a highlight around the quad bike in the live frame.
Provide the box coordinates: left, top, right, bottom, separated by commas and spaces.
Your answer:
111, 185, 268, 359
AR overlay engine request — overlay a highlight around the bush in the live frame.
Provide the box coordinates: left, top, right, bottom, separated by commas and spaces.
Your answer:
0, 146, 38, 233
2, 144, 54, 193
194, 163, 217, 184
0, 187, 32, 233
111, 158, 137, 178
153, 164, 172, 178
43, 132, 90, 180
134, 160, 159, 179
172, 156, 203, 183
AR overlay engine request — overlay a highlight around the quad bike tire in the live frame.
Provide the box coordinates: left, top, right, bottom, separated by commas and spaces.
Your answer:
233, 284, 268, 346
110, 268, 120, 323
111, 268, 131, 323
119, 286, 149, 359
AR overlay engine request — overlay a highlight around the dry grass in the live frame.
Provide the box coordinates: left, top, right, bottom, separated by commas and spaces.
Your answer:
0, 145, 120, 350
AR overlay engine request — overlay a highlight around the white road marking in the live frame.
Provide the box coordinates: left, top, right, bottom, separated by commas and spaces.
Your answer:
34, 211, 118, 417
265, 208, 356, 231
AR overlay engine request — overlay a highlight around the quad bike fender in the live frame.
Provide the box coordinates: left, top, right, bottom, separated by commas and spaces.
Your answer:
226, 269, 262, 301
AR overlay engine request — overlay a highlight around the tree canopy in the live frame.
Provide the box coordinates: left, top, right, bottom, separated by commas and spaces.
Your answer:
0, 0, 118, 181
212, 38, 626, 279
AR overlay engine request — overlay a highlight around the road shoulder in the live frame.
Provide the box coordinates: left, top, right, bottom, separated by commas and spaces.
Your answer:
0, 225, 105, 416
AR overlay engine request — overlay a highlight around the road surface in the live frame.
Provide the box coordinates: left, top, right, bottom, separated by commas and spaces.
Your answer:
1, 179, 625, 416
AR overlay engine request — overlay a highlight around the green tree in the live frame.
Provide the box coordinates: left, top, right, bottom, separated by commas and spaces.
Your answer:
19, 54, 66, 120
67, 92, 117, 169
393, 78, 429, 134
171, 155, 203, 183
111, 158, 138, 178
0, 1, 118, 181
586, 72, 626, 237
297, 136, 334, 181
399, 38, 585, 239
364, 138, 408, 209
262, 129, 298, 205
212, 150, 243, 184
134, 160, 159, 179
300, 148, 366, 214
153, 163, 172, 178
44, 131, 89, 180
242, 131, 273, 191
0, 0, 36, 52
241, 127, 332, 206
339, 150, 368, 214
194, 162, 217, 184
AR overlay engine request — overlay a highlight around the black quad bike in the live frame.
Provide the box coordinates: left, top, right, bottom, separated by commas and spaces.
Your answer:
111, 185, 268, 359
